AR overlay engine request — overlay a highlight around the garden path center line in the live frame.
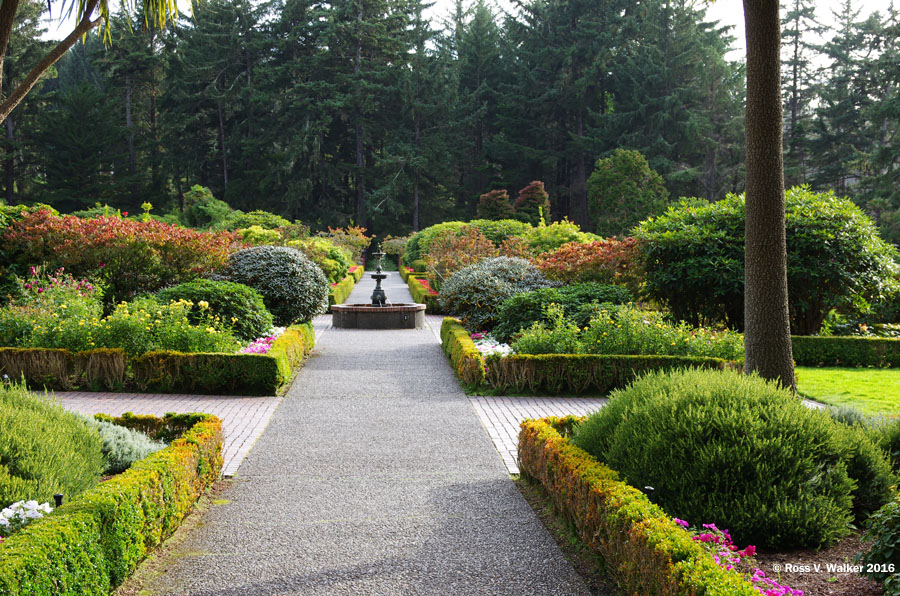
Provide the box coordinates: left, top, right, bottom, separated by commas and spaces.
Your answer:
142, 271, 591, 596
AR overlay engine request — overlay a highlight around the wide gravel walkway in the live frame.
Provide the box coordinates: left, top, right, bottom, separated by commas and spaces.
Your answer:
145, 271, 591, 596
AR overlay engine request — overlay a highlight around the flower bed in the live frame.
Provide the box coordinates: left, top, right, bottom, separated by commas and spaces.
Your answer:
0, 413, 223, 595
407, 274, 441, 313
0, 323, 315, 395
518, 416, 759, 595
792, 335, 900, 367
440, 317, 731, 395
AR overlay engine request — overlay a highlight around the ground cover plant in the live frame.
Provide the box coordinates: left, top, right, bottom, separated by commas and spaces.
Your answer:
798, 367, 900, 416
571, 368, 895, 549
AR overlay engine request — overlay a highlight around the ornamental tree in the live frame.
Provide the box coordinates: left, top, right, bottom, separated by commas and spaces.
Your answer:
587, 149, 669, 237
513, 181, 551, 226
476, 189, 514, 220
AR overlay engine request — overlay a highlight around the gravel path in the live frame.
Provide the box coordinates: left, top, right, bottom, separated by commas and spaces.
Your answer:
145, 271, 591, 596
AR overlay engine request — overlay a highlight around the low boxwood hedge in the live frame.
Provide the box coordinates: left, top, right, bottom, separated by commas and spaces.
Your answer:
329, 274, 356, 308
518, 416, 758, 595
440, 317, 730, 395
408, 275, 441, 313
0, 324, 315, 395
792, 335, 900, 367
0, 413, 223, 595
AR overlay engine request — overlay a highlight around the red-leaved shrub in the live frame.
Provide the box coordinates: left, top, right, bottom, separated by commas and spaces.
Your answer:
424, 225, 497, 288
2, 210, 241, 302
536, 238, 641, 287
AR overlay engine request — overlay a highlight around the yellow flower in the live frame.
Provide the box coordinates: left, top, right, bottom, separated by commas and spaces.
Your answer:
198, 300, 209, 309
59, 303, 68, 309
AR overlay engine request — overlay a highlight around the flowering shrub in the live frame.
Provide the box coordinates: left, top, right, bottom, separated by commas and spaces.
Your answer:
424, 225, 497, 287
156, 279, 273, 342
0, 500, 53, 538
510, 304, 582, 355
416, 277, 438, 296
1, 210, 241, 303
675, 519, 802, 596
536, 238, 641, 287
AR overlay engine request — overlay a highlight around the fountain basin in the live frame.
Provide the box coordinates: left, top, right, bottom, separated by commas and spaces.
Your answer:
331, 303, 426, 329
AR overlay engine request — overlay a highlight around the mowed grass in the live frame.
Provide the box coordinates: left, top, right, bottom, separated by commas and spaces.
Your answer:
797, 366, 900, 416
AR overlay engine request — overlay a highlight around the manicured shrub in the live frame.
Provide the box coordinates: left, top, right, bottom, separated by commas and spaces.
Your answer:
513, 181, 551, 226
157, 279, 273, 342
535, 238, 641, 288
424, 225, 497, 288
792, 335, 900, 367
440, 318, 487, 387
90, 418, 166, 475
634, 187, 900, 333
238, 225, 282, 245
439, 257, 553, 330
572, 368, 881, 548
0, 382, 104, 508
494, 282, 632, 343
1, 210, 240, 304
587, 148, 669, 237
525, 219, 594, 255
224, 246, 328, 325
476, 189, 514, 220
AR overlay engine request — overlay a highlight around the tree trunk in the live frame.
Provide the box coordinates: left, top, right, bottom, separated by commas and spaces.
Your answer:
743, 0, 796, 390
217, 99, 228, 189
5, 116, 13, 203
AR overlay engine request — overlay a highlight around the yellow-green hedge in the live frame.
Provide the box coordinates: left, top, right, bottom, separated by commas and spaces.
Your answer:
329, 266, 364, 308
792, 335, 900, 367
518, 417, 758, 596
0, 324, 314, 395
408, 274, 441, 313
0, 414, 223, 595
349, 265, 364, 282
440, 318, 486, 387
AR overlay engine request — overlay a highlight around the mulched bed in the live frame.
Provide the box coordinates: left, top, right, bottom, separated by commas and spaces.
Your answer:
754, 533, 883, 596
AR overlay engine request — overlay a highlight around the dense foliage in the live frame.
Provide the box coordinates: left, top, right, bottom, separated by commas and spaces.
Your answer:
0, 382, 104, 507
587, 149, 669, 237
224, 246, 328, 325
155, 279, 273, 342
635, 187, 900, 333
439, 257, 553, 331
572, 369, 894, 548
91, 418, 166, 475
535, 238, 641, 287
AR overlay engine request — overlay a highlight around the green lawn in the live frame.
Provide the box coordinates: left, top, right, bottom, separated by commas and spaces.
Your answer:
797, 366, 900, 416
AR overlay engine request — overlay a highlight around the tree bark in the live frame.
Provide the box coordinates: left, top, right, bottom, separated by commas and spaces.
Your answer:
0, 0, 21, 92
742, 0, 796, 390
5, 115, 13, 203
0, 0, 101, 124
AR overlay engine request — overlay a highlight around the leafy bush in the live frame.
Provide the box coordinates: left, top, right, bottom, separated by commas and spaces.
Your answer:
224, 246, 328, 325
90, 418, 166, 475
466, 218, 532, 245
156, 279, 273, 342
634, 187, 900, 333
287, 236, 352, 283
859, 494, 900, 593
424, 225, 497, 288
238, 225, 282, 245
513, 181, 551, 226
1, 210, 240, 304
0, 382, 104, 507
179, 185, 234, 229
439, 257, 553, 330
587, 148, 669, 237
536, 238, 641, 288
217, 209, 292, 231
572, 368, 890, 548
792, 335, 900, 367
509, 304, 581, 355
525, 219, 594, 255
318, 226, 370, 264
494, 282, 633, 343
476, 189, 515, 220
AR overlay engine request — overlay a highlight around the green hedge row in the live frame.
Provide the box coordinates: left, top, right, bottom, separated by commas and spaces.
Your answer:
440, 317, 730, 395
792, 335, 900, 367
0, 414, 223, 595
407, 274, 441, 313
518, 417, 758, 595
329, 265, 364, 308
0, 324, 315, 395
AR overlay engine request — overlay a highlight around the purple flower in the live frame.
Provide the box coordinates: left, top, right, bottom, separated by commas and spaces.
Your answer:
673, 518, 689, 528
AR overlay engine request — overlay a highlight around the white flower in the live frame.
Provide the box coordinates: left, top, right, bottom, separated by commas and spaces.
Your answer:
0, 517, 8, 527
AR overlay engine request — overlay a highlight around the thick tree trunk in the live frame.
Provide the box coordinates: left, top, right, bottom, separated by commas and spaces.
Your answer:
743, 0, 796, 390
5, 116, 13, 203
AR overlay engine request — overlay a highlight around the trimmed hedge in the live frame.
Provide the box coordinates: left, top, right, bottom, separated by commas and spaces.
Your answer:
400, 266, 413, 283
792, 335, 900, 367
487, 354, 731, 395
0, 414, 223, 595
349, 265, 364, 282
440, 318, 486, 387
408, 274, 441, 313
518, 416, 758, 596
0, 324, 315, 395
329, 274, 356, 308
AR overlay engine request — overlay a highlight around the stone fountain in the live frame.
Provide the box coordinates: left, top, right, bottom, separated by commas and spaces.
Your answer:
331, 246, 426, 329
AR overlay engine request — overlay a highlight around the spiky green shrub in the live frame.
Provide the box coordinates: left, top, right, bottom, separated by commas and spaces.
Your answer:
572, 368, 892, 548
156, 279, 273, 342
0, 382, 103, 507
224, 246, 328, 325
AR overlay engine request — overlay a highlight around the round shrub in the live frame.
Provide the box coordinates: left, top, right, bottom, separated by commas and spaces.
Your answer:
572, 368, 890, 549
587, 148, 669, 237
476, 190, 515, 220
634, 187, 900, 333
156, 279, 273, 342
218, 209, 292, 231
439, 257, 553, 330
467, 218, 532, 244
0, 382, 103, 507
525, 219, 595, 255
493, 282, 632, 343
91, 418, 166, 475
224, 246, 328, 325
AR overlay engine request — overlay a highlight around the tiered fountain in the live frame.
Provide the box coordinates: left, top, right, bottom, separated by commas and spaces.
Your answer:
331, 246, 426, 329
